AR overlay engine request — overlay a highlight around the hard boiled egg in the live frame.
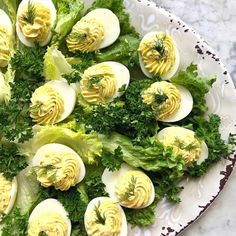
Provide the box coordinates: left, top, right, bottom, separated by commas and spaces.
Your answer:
28, 198, 71, 236
0, 174, 17, 217
84, 197, 127, 236
102, 164, 155, 209
85, 8, 120, 49
0, 9, 13, 36
16, 0, 57, 47
139, 31, 180, 80
163, 84, 193, 122
30, 80, 76, 125
46, 80, 76, 122
31, 143, 86, 189
0, 10, 13, 67
157, 127, 209, 164
0, 71, 10, 103
142, 81, 193, 122
67, 8, 120, 53
80, 61, 130, 104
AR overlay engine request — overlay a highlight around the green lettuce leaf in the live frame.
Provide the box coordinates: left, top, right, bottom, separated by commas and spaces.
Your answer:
21, 126, 103, 165
100, 132, 185, 178
43, 47, 73, 81
51, 0, 84, 46
172, 64, 216, 115
15, 168, 39, 213
101, 146, 123, 171
96, 35, 140, 67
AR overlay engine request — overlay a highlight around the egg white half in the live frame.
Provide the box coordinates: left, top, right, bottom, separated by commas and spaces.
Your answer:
139, 31, 180, 80
32, 143, 85, 184
102, 164, 155, 209
46, 80, 76, 123
157, 127, 209, 164
159, 84, 193, 122
101, 61, 130, 100
16, 0, 57, 47
84, 197, 127, 236
28, 198, 71, 236
0, 9, 13, 36
3, 177, 18, 215
80, 61, 130, 103
85, 8, 120, 49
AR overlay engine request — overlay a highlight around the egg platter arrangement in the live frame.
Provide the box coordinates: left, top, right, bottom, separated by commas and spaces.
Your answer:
0, 0, 225, 235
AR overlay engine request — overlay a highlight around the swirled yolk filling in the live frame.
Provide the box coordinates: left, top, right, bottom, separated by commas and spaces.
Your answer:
80, 64, 117, 104
67, 17, 104, 53
34, 151, 80, 191
0, 26, 10, 67
30, 85, 64, 125
161, 132, 202, 164
115, 170, 152, 208
86, 200, 122, 236
142, 81, 181, 120
0, 173, 12, 214
138, 33, 176, 76
18, 2, 52, 44
28, 211, 68, 236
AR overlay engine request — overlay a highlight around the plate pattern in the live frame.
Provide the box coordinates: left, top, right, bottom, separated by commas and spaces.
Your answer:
86, 0, 236, 235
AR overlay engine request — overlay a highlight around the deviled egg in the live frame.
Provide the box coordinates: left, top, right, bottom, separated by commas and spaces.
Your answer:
30, 80, 76, 125
27, 198, 71, 236
0, 71, 10, 103
142, 81, 193, 122
80, 61, 130, 104
138, 31, 180, 80
0, 173, 17, 218
67, 8, 120, 53
157, 127, 209, 164
102, 164, 155, 209
0, 9, 13, 67
16, 0, 57, 47
31, 143, 86, 191
84, 197, 127, 236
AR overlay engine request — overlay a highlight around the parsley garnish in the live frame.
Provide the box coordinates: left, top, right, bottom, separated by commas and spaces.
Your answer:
155, 90, 168, 105
0, 142, 28, 180
22, 0, 36, 25
1, 208, 28, 236
94, 202, 106, 225
85, 176, 109, 200
82, 79, 157, 144
63, 70, 81, 84
0, 46, 46, 142
101, 146, 123, 171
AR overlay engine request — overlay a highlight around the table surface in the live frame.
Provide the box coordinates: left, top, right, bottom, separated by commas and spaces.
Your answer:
153, 0, 236, 235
